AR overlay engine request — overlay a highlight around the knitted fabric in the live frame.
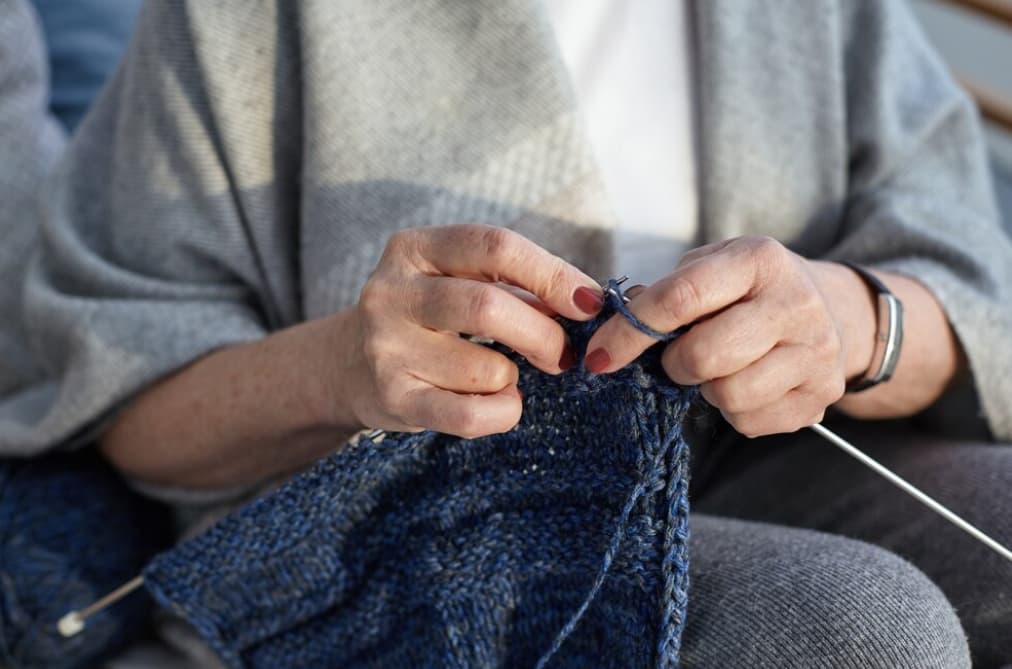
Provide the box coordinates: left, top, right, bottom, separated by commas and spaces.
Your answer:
0, 450, 170, 668
143, 292, 698, 669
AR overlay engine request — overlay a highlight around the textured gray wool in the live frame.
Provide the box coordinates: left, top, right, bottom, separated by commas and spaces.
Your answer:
0, 0, 1010, 459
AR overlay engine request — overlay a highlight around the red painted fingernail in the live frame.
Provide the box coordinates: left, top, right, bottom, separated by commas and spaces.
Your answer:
584, 348, 611, 374
573, 286, 604, 315
559, 344, 575, 371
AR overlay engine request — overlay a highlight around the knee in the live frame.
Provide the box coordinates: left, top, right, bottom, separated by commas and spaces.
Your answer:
683, 517, 970, 669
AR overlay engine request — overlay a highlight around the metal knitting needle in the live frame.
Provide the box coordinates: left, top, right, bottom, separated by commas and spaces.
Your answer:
603, 275, 631, 303
56, 426, 396, 639
59, 288, 1009, 638
809, 422, 1012, 563
608, 277, 1012, 562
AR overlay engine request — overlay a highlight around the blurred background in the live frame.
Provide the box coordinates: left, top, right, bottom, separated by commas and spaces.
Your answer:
912, 0, 1012, 224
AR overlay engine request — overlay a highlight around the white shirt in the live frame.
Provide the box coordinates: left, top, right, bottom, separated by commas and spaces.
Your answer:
544, 0, 699, 284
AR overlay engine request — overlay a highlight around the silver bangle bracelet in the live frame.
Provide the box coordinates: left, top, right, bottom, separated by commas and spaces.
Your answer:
842, 262, 904, 393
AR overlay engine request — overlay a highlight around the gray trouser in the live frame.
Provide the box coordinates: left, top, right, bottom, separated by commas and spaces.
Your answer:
683, 415, 1011, 668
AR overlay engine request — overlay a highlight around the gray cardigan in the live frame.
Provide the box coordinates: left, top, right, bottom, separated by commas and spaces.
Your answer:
2, 0, 1011, 456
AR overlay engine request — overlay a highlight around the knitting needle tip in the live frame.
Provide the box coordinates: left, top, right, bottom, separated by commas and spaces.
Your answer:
57, 612, 84, 638
602, 276, 632, 304
56, 574, 146, 638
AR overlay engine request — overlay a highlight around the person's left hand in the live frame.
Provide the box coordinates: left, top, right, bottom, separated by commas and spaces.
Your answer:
584, 236, 859, 437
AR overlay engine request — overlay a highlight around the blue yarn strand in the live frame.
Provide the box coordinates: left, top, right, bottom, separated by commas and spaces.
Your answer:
603, 278, 686, 343
535, 281, 693, 667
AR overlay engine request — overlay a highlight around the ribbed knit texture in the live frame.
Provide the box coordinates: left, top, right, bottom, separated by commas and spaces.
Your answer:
143, 295, 697, 669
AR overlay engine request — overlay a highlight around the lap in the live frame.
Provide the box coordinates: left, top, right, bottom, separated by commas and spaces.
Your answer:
691, 416, 1012, 667
684, 514, 970, 669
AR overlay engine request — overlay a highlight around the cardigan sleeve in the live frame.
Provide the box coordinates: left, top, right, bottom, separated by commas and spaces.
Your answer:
0, 2, 65, 444
826, 0, 1012, 439
0, 0, 303, 455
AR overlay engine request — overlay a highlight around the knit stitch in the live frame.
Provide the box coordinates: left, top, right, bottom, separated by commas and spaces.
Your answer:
143, 290, 698, 669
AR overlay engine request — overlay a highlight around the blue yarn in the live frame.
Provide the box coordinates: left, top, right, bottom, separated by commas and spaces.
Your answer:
144, 281, 698, 668
0, 450, 170, 668
603, 278, 686, 343
0, 280, 697, 668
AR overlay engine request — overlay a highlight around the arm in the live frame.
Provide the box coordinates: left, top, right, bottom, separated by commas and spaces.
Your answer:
100, 225, 604, 490
588, 0, 1009, 438
810, 261, 962, 419
99, 313, 357, 490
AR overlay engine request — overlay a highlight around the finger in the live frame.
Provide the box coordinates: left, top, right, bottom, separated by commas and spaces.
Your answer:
695, 344, 809, 414
721, 389, 828, 439
659, 300, 782, 385
411, 275, 574, 373
624, 284, 647, 299
403, 384, 523, 439
408, 330, 520, 394
675, 238, 736, 269
497, 283, 558, 317
410, 224, 605, 320
585, 241, 758, 373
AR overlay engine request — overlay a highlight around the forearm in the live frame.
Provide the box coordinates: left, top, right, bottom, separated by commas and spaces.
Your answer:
811, 261, 963, 419
99, 310, 362, 490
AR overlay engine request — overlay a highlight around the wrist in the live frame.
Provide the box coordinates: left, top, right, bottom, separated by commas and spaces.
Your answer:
809, 260, 878, 380
304, 308, 367, 433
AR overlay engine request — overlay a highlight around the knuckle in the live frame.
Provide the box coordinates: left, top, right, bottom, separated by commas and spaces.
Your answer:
816, 374, 845, 405
711, 380, 747, 414
750, 235, 785, 261
808, 407, 827, 426
358, 280, 395, 321
483, 358, 519, 391
387, 229, 409, 246
385, 229, 416, 256
678, 337, 716, 381
828, 375, 846, 403
660, 276, 703, 324
796, 286, 826, 316
453, 405, 487, 440
733, 415, 764, 439
479, 226, 517, 264
811, 326, 841, 359
465, 285, 502, 332
540, 260, 571, 303
747, 236, 789, 283
361, 332, 389, 365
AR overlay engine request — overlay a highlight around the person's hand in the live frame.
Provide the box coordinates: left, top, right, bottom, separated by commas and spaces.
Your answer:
339, 224, 605, 438
584, 237, 873, 437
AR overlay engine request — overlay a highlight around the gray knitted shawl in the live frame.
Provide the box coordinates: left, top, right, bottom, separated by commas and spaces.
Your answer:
1, 0, 1010, 458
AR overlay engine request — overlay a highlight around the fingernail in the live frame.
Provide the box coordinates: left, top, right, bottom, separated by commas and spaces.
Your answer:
573, 286, 604, 315
584, 348, 611, 374
559, 344, 575, 371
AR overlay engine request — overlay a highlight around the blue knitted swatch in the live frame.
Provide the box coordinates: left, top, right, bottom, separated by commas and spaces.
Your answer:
0, 450, 170, 668
144, 289, 698, 668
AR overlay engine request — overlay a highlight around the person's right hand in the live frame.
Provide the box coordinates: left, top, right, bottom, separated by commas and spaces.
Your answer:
337, 224, 605, 438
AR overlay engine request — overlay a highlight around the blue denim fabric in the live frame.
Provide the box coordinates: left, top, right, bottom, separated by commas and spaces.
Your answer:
145, 296, 697, 668
30, 0, 142, 130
